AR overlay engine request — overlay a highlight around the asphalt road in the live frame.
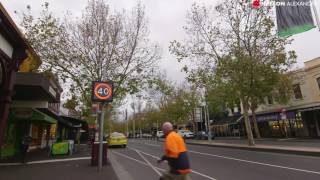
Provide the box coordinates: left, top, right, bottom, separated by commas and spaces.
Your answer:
109, 139, 320, 180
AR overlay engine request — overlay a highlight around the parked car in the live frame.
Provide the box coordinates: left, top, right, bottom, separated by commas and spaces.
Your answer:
156, 131, 164, 138
195, 131, 215, 140
142, 133, 152, 138
108, 132, 127, 148
178, 130, 194, 139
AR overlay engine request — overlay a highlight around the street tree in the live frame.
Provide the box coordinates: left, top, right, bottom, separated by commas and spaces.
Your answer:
146, 72, 201, 127
170, 1, 296, 145
19, 0, 160, 116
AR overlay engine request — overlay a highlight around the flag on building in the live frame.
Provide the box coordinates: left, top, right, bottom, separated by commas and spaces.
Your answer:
276, 0, 316, 37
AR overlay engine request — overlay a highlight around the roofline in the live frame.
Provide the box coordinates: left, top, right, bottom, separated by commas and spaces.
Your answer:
0, 3, 41, 65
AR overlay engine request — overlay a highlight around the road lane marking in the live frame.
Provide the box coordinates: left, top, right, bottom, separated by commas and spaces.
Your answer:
135, 149, 162, 176
111, 151, 166, 172
145, 144, 161, 147
188, 150, 320, 175
129, 140, 161, 147
130, 140, 320, 175
109, 152, 134, 180
128, 147, 218, 180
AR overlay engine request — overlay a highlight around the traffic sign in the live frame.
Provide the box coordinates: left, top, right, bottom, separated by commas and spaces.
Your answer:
92, 81, 113, 102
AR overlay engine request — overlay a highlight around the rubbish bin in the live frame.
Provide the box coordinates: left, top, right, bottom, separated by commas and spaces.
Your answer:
91, 141, 107, 166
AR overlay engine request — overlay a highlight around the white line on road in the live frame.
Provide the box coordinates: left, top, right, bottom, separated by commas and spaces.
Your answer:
145, 144, 161, 147
128, 147, 218, 180
110, 150, 166, 172
188, 150, 320, 175
109, 152, 134, 180
135, 149, 162, 176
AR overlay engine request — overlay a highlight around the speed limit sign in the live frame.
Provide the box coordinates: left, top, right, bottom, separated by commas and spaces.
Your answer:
92, 81, 113, 102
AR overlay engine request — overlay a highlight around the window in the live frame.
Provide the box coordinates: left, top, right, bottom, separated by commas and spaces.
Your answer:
0, 61, 3, 86
267, 95, 273, 104
293, 84, 303, 99
317, 77, 320, 90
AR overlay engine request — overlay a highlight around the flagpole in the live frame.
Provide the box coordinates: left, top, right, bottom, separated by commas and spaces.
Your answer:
311, 0, 320, 31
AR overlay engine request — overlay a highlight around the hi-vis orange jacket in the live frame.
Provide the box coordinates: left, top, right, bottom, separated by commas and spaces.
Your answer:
161, 131, 191, 175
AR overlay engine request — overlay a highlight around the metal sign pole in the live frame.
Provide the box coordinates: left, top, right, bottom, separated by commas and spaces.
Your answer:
125, 109, 128, 137
311, 0, 320, 31
98, 102, 105, 171
206, 105, 212, 141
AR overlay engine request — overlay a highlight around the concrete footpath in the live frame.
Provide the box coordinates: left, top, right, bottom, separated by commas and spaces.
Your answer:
184, 138, 320, 156
0, 144, 119, 180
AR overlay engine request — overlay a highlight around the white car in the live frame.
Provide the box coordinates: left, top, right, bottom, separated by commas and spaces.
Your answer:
156, 131, 164, 138
178, 130, 194, 139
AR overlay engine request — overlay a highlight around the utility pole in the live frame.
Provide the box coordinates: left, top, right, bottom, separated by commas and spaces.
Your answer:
206, 105, 212, 141
311, 0, 320, 31
204, 88, 211, 141
125, 109, 128, 137
131, 102, 136, 138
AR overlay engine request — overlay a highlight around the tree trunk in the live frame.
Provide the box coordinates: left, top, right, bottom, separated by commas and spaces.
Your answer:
252, 110, 261, 139
243, 102, 255, 146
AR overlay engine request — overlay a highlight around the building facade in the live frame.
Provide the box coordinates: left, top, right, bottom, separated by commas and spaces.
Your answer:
253, 57, 320, 138
211, 57, 320, 138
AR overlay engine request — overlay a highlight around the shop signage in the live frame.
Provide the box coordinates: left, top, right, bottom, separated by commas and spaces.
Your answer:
49, 86, 57, 97
194, 107, 202, 122
92, 81, 113, 102
281, 109, 287, 120
12, 108, 33, 119
0, 33, 13, 58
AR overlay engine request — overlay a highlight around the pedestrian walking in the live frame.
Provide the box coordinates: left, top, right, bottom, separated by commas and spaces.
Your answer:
20, 134, 32, 163
158, 122, 191, 180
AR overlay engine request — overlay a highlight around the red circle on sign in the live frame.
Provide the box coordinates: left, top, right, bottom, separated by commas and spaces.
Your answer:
94, 83, 112, 100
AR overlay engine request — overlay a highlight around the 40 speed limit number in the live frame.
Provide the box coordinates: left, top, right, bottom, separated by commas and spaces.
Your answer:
92, 81, 113, 102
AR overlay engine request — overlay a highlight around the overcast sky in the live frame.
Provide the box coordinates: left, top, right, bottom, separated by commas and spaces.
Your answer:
1, 0, 320, 82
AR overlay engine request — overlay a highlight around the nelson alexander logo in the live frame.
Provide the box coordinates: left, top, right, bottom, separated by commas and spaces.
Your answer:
252, 0, 261, 9
250, 0, 312, 9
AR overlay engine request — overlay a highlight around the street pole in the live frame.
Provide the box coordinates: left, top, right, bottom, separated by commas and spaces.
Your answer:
206, 105, 212, 141
125, 109, 128, 137
204, 105, 208, 132
98, 102, 105, 171
133, 113, 135, 138
156, 119, 158, 131
311, 0, 320, 31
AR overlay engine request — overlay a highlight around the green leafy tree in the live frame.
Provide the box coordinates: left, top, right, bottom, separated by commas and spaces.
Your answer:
170, 1, 296, 145
19, 0, 160, 118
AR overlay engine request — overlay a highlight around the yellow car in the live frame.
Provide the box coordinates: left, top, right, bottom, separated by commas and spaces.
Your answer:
108, 132, 127, 148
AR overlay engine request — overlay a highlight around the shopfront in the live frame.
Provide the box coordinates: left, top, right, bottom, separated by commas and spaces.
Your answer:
299, 108, 320, 138
0, 72, 61, 158
256, 111, 308, 138
1, 108, 57, 158
0, 3, 41, 152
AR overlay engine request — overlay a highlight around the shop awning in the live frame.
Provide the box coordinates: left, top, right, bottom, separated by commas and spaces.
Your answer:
298, 106, 320, 112
212, 115, 242, 125
10, 108, 57, 124
59, 116, 88, 129
12, 72, 61, 103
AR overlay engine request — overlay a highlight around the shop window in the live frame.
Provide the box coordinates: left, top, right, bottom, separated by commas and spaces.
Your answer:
269, 121, 280, 130
267, 95, 273, 104
293, 84, 303, 100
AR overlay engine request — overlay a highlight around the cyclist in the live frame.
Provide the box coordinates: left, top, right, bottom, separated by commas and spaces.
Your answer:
158, 122, 191, 180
